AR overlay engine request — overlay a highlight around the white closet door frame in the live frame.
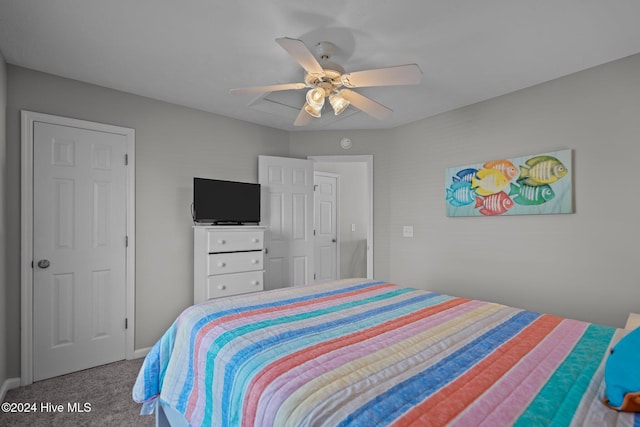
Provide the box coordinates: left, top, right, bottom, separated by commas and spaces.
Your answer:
20, 110, 136, 385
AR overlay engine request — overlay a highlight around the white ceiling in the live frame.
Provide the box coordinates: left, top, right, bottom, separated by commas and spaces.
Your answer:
1, 1, 640, 132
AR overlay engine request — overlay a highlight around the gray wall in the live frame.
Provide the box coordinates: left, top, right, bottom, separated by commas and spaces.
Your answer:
0, 50, 7, 394
3, 53, 640, 381
4, 66, 290, 377
292, 54, 640, 328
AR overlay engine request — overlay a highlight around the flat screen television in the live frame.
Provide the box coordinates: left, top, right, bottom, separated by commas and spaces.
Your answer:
193, 178, 261, 224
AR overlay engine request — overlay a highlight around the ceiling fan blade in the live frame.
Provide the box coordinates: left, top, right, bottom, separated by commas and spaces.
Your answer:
230, 82, 307, 95
293, 106, 313, 126
341, 64, 422, 88
340, 89, 392, 120
276, 37, 324, 76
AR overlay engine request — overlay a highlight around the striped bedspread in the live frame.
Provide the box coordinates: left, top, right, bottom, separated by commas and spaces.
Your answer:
133, 279, 637, 426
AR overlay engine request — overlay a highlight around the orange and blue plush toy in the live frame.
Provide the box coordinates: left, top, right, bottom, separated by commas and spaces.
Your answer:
604, 326, 640, 412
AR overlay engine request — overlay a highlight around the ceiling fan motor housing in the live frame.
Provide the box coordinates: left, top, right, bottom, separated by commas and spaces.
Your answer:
305, 41, 346, 96
305, 66, 343, 95
315, 41, 336, 60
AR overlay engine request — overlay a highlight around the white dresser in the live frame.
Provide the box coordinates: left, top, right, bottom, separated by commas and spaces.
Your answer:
193, 226, 265, 304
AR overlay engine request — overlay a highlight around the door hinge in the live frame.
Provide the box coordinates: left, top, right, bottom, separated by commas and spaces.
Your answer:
124, 154, 129, 165
313, 273, 316, 280
313, 229, 316, 236
125, 235, 129, 247
313, 184, 318, 191
125, 318, 128, 329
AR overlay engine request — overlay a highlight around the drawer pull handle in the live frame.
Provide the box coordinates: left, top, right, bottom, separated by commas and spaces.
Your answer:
218, 262, 226, 268
218, 284, 226, 290
251, 259, 259, 264
252, 280, 259, 286
252, 238, 259, 243
218, 239, 226, 245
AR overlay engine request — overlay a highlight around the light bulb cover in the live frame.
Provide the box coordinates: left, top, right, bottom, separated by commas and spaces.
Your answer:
303, 102, 322, 118
329, 91, 350, 115
306, 88, 326, 108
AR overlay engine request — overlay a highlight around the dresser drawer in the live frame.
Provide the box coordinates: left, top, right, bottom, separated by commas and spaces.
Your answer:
206, 230, 264, 253
207, 271, 264, 299
207, 251, 263, 275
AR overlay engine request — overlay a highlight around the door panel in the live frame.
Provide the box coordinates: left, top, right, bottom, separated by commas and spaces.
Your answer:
259, 156, 314, 290
292, 256, 307, 286
33, 121, 127, 381
292, 193, 308, 240
52, 273, 74, 346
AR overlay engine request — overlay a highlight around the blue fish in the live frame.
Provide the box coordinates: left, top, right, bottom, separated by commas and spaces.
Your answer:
452, 168, 477, 183
446, 181, 477, 207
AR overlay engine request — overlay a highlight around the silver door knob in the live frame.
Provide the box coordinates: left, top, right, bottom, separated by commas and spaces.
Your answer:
37, 259, 50, 269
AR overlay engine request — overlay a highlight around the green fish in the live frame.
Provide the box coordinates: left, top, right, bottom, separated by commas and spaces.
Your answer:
509, 182, 555, 205
518, 156, 567, 186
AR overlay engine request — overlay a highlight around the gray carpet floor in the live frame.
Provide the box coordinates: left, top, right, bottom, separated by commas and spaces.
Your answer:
1, 358, 155, 427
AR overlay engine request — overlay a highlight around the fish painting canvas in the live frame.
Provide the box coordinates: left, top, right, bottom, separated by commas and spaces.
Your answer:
445, 149, 573, 217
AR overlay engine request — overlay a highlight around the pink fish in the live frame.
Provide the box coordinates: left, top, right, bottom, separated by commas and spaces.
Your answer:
475, 191, 514, 216
483, 159, 519, 181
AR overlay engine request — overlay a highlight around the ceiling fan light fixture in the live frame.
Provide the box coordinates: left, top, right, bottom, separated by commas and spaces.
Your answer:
304, 101, 322, 118
329, 91, 350, 115
306, 87, 326, 109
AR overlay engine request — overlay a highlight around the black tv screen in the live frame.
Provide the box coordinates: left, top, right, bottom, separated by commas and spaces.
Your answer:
193, 178, 261, 224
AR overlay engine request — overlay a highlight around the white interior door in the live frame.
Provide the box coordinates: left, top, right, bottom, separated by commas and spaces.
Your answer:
309, 155, 374, 279
314, 172, 339, 282
32, 121, 128, 381
259, 155, 314, 290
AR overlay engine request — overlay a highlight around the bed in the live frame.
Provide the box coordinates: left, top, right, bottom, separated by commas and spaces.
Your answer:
133, 278, 638, 426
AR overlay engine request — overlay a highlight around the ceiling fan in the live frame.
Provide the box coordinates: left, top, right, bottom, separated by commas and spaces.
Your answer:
230, 37, 423, 126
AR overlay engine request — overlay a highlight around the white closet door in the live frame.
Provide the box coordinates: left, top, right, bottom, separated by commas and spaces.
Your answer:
32, 121, 127, 381
259, 155, 314, 290
314, 172, 339, 282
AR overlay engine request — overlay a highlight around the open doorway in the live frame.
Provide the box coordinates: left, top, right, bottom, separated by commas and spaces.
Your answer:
309, 155, 373, 279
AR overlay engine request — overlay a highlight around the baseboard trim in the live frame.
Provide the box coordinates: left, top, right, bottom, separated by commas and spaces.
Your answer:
0, 377, 22, 402
133, 347, 152, 359
0, 348, 151, 401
